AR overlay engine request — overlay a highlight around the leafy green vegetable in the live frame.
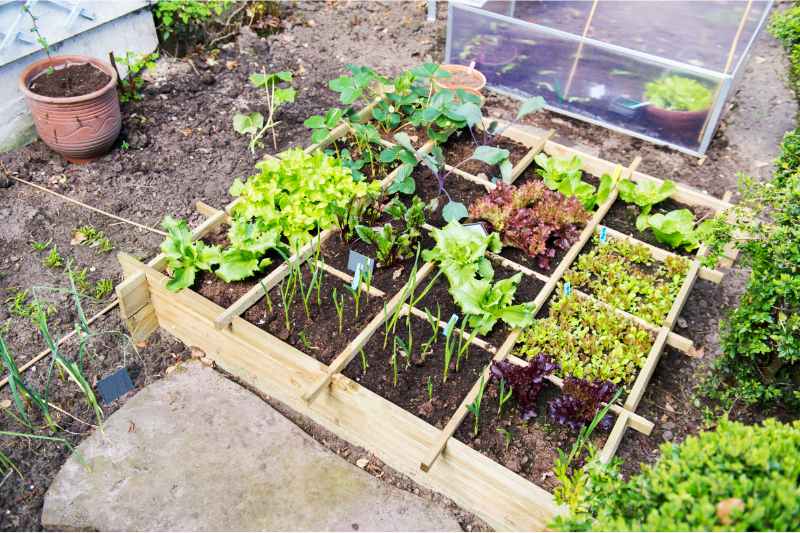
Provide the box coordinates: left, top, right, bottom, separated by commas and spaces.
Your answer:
160, 216, 220, 291
535, 153, 582, 189
450, 272, 535, 334
646, 208, 706, 251
644, 75, 713, 112
533, 153, 610, 210
618, 178, 676, 231
471, 145, 513, 183
422, 221, 502, 287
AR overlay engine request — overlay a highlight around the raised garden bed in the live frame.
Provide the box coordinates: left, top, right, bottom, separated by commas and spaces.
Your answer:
115, 111, 734, 529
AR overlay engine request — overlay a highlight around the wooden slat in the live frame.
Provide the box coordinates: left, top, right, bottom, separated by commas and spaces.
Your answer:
116, 271, 149, 319
444, 164, 495, 191
301, 262, 435, 403
313, 260, 386, 299
599, 412, 630, 464
126, 303, 159, 343
622, 326, 670, 413
509, 128, 555, 183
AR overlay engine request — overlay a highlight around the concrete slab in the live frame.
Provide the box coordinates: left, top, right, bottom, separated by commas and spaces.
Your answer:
41, 361, 461, 532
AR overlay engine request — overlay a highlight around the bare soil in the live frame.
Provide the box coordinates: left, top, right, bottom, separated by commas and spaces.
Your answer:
442, 131, 531, 178
0, 1, 795, 530
28, 63, 110, 98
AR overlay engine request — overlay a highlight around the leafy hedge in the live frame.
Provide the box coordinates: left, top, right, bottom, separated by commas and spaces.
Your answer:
703, 130, 800, 410
770, 5, 800, 100
552, 418, 800, 531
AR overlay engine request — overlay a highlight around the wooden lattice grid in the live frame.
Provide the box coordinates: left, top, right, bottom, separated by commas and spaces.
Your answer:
115, 104, 734, 530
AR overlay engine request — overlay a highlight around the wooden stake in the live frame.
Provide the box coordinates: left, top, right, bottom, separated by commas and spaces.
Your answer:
563, 0, 599, 99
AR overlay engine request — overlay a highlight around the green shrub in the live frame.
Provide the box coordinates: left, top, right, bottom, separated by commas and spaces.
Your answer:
552, 418, 800, 531
702, 130, 800, 410
152, 0, 231, 40
771, 5, 800, 100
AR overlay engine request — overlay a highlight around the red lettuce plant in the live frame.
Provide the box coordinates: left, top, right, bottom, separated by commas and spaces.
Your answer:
549, 377, 617, 431
490, 354, 558, 421
470, 182, 590, 269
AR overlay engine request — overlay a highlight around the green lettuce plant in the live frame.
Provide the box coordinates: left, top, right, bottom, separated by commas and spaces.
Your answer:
644, 75, 713, 112
450, 272, 535, 334
618, 178, 676, 231
422, 221, 502, 287
160, 216, 220, 292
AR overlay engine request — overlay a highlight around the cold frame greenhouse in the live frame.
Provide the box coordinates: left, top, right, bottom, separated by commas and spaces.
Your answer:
445, 0, 772, 155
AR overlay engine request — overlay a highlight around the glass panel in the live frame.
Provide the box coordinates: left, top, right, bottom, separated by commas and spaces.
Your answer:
448, 3, 727, 153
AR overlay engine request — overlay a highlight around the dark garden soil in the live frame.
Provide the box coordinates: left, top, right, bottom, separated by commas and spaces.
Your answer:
413, 165, 489, 227
241, 264, 385, 365
321, 228, 435, 296
28, 63, 110, 98
0, 0, 794, 529
442, 130, 531, 179
343, 315, 493, 429
380, 121, 430, 146
453, 382, 607, 492
413, 263, 545, 350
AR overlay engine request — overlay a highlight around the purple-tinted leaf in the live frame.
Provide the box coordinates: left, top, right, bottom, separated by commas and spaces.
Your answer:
548, 377, 617, 431
490, 355, 557, 421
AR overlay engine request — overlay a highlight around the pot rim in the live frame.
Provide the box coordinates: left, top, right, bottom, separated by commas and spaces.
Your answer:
435, 63, 487, 91
19, 54, 118, 105
645, 104, 710, 117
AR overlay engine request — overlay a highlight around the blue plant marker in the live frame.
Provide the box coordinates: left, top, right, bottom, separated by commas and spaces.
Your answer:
347, 249, 374, 276
351, 264, 362, 291
564, 281, 572, 296
599, 225, 608, 244
97, 367, 134, 405
443, 314, 459, 337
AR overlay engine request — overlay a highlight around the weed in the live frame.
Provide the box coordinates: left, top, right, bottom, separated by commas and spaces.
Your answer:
43, 247, 63, 269
94, 279, 113, 300
30, 238, 52, 252
113, 51, 159, 103
73, 225, 114, 253
496, 427, 512, 450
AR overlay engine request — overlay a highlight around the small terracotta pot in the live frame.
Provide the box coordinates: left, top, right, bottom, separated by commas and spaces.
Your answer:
433, 64, 487, 93
20, 55, 121, 163
644, 105, 709, 144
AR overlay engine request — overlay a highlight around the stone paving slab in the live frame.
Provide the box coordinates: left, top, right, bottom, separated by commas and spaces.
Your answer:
42, 361, 462, 531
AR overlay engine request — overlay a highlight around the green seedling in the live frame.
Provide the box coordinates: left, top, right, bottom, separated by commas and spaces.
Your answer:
30, 239, 52, 251
454, 316, 477, 371
427, 376, 433, 401
298, 330, 313, 351
43, 247, 63, 269
359, 348, 368, 374
349, 268, 364, 320
395, 334, 411, 368
498, 378, 513, 416
419, 305, 441, 364
442, 318, 455, 384
113, 51, 159, 103
332, 287, 345, 334
390, 337, 399, 387
260, 281, 273, 313
466, 375, 487, 437
496, 428, 512, 451
278, 278, 293, 333
234, 70, 295, 152
94, 279, 113, 300
74, 225, 114, 253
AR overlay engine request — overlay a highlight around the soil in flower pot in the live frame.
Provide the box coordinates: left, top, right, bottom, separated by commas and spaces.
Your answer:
243, 263, 386, 365
433, 64, 486, 93
343, 315, 494, 428
27, 63, 110, 98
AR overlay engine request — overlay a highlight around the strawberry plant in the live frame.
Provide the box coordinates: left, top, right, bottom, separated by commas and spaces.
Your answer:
517, 292, 651, 385
304, 107, 345, 145
469, 181, 590, 269
564, 236, 689, 324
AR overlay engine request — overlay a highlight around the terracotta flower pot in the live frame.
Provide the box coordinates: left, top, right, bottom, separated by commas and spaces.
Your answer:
20, 55, 121, 163
433, 64, 487, 93
643, 105, 709, 144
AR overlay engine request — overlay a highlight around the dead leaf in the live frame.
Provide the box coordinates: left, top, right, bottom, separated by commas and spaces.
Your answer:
716, 498, 744, 525
180, 128, 193, 137
71, 231, 88, 246
165, 364, 177, 375
687, 346, 705, 358
190, 346, 205, 359
0, 399, 11, 410
356, 457, 369, 469
136, 340, 148, 349
225, 60, 238, 71
392, 267, 404, 280
307, 19, 317, 27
